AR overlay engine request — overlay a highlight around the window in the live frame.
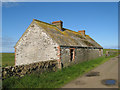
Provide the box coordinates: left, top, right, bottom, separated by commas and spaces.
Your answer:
70, 48, 75, 62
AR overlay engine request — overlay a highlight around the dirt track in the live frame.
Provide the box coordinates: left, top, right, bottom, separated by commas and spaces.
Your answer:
62, 56, 118, 88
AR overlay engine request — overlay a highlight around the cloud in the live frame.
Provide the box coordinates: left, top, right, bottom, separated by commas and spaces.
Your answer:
2, 0, 17, 2
0, 2, 1, 7
2, 37, 16, 47
2, 2, 19, 7
103, 45, 118, 49
0, 37, 16, 52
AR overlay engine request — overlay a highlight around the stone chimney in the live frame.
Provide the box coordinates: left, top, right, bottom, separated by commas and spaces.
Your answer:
78, 30, 85, 36
52, 20, 63, 31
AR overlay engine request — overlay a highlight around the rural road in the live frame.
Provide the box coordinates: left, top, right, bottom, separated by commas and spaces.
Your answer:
62, 56, 118, 88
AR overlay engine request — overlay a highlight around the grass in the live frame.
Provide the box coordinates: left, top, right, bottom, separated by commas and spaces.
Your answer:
103, 49, 118, 55
2, 53, 15, 67
2, 50, 118, 88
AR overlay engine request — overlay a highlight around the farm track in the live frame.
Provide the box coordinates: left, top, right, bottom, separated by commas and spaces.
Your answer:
62, 56, 118, 88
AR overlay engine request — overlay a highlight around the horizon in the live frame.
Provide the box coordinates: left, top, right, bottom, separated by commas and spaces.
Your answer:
1, 48, 119, 53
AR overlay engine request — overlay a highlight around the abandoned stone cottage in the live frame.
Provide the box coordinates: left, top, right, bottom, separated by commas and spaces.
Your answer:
14, 19, 103, 68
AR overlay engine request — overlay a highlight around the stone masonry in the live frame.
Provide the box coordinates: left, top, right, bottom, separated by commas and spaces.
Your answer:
2, 60, 58, 80
60, 47, 103, 67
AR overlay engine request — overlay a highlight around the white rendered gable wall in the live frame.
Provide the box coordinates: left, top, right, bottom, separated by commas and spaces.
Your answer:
15, 22, 59, 65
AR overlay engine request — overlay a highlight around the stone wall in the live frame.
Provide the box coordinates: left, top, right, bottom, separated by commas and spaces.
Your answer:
15, 22, 59, 66
2, 60, 58, 80
60, 47, 103, 67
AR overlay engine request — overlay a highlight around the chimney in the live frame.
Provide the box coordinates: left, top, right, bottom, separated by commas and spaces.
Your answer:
78, 30, 85, 36
52, 20, 63, 31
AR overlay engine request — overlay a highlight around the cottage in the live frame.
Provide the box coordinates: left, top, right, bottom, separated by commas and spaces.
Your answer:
14, 19, 103, 68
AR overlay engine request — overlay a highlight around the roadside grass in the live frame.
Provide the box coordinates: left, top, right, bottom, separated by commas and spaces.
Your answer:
1, 53, 15, 67
2, 52, 118, 88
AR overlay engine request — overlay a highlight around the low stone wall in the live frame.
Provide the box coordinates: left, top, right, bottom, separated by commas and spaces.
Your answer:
105, 50, 117, 57
2, 60, 58, 80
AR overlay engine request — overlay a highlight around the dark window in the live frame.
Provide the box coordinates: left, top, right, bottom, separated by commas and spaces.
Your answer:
70, 49, 75, 61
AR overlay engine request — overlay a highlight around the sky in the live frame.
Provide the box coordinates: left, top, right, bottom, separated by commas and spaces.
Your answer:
1, 0, 120, 2
2, 2, 118, 52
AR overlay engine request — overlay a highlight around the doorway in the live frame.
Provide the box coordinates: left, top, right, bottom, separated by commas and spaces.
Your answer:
99, 49, 101, 56
70, 48, 75, 62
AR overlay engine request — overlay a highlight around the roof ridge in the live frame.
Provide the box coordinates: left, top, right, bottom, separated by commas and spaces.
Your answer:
33, 19, 102, 48
33, 19, 57, 27
63, 28, 82, 34
14, 19, 102, 48
34, 19, 83, 34
34, 19, 79, 33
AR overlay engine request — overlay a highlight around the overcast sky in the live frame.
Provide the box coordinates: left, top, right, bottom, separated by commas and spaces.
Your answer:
2, 2, 118, 52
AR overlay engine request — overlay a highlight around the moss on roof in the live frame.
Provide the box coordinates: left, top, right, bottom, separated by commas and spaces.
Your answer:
14, 19, 102, 48
34, 19, 102, 48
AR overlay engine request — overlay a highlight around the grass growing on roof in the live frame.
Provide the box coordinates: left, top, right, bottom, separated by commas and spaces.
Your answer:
35, 20, 95, 46
35, 20, 79, 45
2, 51, 117, 88
82, 40, 95, 46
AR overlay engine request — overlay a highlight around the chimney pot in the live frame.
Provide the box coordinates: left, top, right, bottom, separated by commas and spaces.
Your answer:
52, 20, 63, 31
78, 30, 85, 36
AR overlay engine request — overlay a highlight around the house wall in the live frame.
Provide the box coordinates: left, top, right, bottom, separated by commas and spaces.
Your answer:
15, 22, 59, 65
60, 47, 103, 67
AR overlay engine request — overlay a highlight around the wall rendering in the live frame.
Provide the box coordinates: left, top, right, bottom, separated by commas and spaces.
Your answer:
15, 22, 59, 65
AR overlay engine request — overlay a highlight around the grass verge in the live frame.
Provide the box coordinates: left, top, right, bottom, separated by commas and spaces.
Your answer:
2, 52, 118, 88
2, 53, 15, 67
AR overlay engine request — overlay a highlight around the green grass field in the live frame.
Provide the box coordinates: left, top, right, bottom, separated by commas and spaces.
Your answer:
2, 53, 15, 67
2, 49, 118, 88
103, 49, 118, 55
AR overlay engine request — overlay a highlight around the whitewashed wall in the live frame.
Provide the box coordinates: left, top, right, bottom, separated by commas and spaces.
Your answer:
15, 22, 59, 65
